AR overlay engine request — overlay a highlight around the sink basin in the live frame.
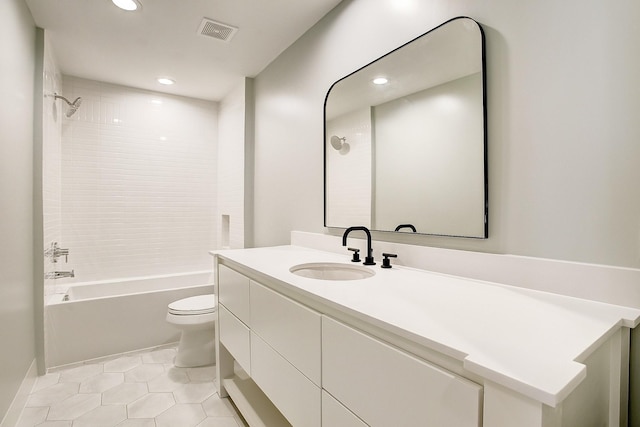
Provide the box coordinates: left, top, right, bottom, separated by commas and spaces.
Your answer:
289, 262, 375, 281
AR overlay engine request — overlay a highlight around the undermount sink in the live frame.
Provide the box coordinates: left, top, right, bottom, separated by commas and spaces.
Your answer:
289, 262, 375, 281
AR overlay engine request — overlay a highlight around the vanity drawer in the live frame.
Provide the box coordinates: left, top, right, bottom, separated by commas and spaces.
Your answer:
322, 391, 368, 427
219, 305, 251, 374
322, 316, 482, 427
250, 281, 321, 385
251, 332, 321, 427
218, 265, 250, 325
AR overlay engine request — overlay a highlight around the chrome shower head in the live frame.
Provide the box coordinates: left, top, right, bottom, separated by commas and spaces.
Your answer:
330, 135, 346, 150
330, 135, 350, 154
54, 93, 82, 117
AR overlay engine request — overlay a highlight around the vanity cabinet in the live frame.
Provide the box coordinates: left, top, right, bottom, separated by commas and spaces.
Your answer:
322, 316, 482, 427
217, 263, 482, 427
251, 332, 320, 426
218, 264, 251, 324
250, 281, 321, 385
250, 281, 322, 426
218, 305, 251, 373
215, 250, 637, 427
322, 391, 368, 427
217, 264, 321, 427
218, 265, 252, 373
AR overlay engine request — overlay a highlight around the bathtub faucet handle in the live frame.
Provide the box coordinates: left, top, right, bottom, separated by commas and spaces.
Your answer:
45, 242, 70, 263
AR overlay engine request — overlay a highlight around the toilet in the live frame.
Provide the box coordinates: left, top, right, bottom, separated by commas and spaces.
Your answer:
166, 294, 216, 368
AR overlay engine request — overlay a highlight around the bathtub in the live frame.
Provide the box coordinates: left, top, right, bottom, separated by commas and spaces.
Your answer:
45, 271, 214, 368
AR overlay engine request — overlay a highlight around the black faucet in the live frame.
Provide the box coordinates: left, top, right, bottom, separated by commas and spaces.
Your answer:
394, 224, 417, 232
342, 226, 376, 265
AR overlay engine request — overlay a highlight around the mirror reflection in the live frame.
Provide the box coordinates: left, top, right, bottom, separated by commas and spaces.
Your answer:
324, 17, 487, 238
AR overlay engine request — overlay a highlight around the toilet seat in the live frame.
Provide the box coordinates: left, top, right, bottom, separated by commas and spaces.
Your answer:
168, 294, 216, 316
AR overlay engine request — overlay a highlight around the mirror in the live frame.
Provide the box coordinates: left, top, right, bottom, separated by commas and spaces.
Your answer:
324, 17, 487, 238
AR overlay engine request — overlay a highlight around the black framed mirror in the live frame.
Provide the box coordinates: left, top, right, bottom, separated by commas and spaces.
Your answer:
324, 16, 487, 238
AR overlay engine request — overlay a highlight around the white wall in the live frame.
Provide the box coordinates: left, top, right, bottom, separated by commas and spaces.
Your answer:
0, 0, 37, 421
218, 79, 250, 249
253, 0, 640, 269
56, 77, 218, 282
374, 73, 484, 236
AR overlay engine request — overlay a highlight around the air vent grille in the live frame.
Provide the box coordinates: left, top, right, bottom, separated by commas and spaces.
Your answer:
198, 18, 238, 42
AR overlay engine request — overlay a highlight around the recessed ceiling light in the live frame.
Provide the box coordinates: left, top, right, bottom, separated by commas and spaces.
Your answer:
157, 77, 175, 85
112, 0, 141, 11
373, 77, 389, 85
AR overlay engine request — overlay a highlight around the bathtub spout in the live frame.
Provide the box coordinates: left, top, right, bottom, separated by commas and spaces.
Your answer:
45, 270, 75, 279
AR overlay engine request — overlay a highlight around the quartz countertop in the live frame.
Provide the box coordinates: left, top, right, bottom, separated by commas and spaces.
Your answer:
211, 245, 640, 407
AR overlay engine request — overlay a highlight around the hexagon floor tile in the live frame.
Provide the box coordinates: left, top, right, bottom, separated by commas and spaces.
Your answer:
16, 346, 247, 427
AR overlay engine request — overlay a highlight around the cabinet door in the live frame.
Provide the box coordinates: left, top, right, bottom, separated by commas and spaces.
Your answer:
322, 391, 368, 427
322, 316, 482, 427
250, 281, 321, 385
251, 332, 321, 427
218, 265, 250, 325
219, 305, 251, 374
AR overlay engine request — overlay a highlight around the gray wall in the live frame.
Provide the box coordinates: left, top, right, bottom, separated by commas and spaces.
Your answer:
252, 2, 640, 422
253, 0, 640, 269
0, 0, 37, 420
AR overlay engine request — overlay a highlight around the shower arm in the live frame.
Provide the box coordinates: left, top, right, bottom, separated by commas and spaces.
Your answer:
54, 93, 80, 106
54, 93, 82, 117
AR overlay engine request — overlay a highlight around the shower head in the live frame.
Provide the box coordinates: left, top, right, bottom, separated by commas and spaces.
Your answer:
329, 135, 350, 155
54, 93, 82, 117
330, 135, 346, 150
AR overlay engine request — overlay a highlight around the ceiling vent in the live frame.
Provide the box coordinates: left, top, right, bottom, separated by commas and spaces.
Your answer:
198, 18, 238, 42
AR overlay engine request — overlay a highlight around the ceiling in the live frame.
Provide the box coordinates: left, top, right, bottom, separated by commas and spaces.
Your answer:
25, 0, 343, 101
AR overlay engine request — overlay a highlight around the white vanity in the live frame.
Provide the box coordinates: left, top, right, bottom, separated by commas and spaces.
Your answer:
212, 244, 640, 427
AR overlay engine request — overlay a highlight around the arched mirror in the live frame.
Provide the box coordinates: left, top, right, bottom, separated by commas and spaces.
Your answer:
324, 16, 487, 238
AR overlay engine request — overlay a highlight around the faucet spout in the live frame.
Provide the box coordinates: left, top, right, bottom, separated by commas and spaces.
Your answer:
342, 226, 376, 265
394, 224, 417, 232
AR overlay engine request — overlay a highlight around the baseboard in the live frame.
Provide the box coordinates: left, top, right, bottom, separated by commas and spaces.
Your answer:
0, 359, 37, 427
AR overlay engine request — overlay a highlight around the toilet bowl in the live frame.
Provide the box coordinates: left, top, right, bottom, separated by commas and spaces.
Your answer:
166, 294, 216, 368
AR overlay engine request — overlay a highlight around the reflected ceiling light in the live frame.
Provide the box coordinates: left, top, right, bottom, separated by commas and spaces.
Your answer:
112, 0, 141, 11
157, 77, 175, 85
372, 77, 388, 85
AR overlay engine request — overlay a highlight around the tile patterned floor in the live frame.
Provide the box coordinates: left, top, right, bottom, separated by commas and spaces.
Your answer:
17, 346, 248, 427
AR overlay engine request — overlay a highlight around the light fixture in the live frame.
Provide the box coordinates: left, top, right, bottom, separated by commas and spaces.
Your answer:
157, 77, 175, 86
373, 77, 388, 85
112, 0, 141, 11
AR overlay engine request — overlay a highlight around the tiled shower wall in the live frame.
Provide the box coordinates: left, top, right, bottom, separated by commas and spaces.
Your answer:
42, 36, 62, 297
56, 77, 218, 283
325, 107, 372, 228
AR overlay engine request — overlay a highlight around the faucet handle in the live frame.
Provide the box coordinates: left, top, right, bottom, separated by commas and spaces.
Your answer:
347, 247, 361, 263
381, 253, 397, 269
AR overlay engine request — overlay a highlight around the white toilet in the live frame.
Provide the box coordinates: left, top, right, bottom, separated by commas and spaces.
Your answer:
166, 294, 216, 368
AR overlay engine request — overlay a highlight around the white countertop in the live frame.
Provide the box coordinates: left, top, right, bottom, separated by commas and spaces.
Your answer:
212, 245, 640, 407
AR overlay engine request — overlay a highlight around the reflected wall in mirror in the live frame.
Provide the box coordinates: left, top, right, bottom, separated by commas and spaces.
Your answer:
324, 17, 487, 238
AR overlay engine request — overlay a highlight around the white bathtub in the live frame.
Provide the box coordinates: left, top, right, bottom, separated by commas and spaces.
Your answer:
45, 271, 214, 368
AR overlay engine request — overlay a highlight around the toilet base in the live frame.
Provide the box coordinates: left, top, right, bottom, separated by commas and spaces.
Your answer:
174, 328, 216, 368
